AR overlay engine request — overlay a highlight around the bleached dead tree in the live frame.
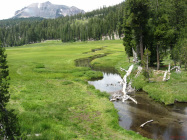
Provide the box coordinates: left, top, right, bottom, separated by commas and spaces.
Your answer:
135, 66, 142, 77
163, 63, 172, 81
163, 64, 181, 81
111, 65, 137, 104
171, 66, 181, 73
168, 63, 171, 73
132, 48, 138, 63
163, 70, 168, 81
111, 49, 140, 104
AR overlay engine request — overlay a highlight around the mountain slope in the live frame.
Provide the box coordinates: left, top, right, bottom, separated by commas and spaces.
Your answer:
13, 1, 85, 19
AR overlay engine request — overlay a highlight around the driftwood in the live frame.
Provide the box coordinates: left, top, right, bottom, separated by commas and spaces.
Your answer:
110, 92, 123, 101
140, 120, 153, 128
171, 66, 181, 73
111, 65, 137, 104
122, 95, 137, 104
27, 134, 41, 137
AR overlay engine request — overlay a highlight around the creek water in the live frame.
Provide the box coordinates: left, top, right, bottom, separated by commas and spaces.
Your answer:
75, 56, 187, 140
88, 72, 187, 140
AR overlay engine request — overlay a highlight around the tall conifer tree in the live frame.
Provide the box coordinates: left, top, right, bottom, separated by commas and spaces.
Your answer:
0, 42, 21, 139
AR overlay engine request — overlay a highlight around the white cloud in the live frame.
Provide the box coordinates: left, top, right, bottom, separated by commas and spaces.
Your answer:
0, 0, 124, 20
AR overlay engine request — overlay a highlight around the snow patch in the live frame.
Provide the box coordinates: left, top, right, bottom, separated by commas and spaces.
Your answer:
38, 3, 41, 9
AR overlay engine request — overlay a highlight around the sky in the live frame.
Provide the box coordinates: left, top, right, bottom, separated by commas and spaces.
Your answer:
0, 0, 124, 20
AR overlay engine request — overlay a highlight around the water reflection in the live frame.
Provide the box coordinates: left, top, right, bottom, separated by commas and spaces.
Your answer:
88, 72, 187, 140
88, 73, 122, 92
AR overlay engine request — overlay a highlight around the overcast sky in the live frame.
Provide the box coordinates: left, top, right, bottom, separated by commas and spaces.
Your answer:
0, 0, 124, 20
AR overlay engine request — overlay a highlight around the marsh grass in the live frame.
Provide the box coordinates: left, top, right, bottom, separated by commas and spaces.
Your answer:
132, 67, 187, 105
6, 40, 148, 139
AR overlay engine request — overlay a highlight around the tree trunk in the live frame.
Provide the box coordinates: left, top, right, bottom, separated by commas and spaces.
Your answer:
140, 32, 143, 61
157, 44, 160, 70
136, 45, 140, 58
146, 53, 149, 70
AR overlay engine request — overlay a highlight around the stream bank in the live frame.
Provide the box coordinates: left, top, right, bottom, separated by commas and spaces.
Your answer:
88, 72, 187, 140
75, 56, 187, 140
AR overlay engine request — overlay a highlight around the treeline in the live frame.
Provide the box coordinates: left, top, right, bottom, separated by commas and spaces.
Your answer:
123, 0, 187, 69
0, 2, 125, 47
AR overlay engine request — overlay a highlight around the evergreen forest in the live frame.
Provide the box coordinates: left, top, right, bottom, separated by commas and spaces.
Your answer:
0, 0, 186, 69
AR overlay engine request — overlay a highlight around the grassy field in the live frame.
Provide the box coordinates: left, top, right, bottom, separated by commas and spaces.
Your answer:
132, 68, 187, 105
6, 40, 148, 139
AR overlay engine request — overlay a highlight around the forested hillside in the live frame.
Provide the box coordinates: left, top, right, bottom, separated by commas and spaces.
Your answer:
0, 0, 186, 69
0, 2, 125, 47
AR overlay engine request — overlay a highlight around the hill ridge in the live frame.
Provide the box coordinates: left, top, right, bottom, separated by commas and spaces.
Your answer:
13, 1, 85, 19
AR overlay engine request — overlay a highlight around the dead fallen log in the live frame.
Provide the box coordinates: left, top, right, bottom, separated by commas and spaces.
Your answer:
127, 95, 137, 104
140, 120, 153, 128
111, 94, 137, 104
171, 66, 181, 73
122, 95, 137, 104
110, 92, 123, 102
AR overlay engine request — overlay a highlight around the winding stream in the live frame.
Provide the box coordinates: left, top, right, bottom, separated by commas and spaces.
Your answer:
75, 56, 187, 140
88, 72, 187, 140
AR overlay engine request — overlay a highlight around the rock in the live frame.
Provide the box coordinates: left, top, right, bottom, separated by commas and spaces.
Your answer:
13, 1, 85, 19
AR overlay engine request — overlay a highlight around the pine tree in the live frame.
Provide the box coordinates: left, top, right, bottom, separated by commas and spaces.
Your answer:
124, 0, 150, 61
0, 42, 21, 139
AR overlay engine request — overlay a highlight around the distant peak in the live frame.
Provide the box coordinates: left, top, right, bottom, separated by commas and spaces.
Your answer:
44, 1, 51, 3
13, 1, 85, 19
44, 1, 51, 4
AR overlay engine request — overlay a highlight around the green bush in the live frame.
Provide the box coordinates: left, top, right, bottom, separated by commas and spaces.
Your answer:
132, 75, 147, 90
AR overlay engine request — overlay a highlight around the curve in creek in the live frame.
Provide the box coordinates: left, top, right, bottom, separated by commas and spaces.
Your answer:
88, 72, 187, 140
75, 56, 187, 140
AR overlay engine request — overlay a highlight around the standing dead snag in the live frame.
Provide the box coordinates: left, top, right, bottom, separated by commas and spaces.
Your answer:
132, 48, 138, 63
163, 64, 172, 81
168, 63, 170, 73
163, 70, 168, 81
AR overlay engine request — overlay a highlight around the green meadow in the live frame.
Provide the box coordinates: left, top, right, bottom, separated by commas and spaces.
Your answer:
6, 40, 148, 139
